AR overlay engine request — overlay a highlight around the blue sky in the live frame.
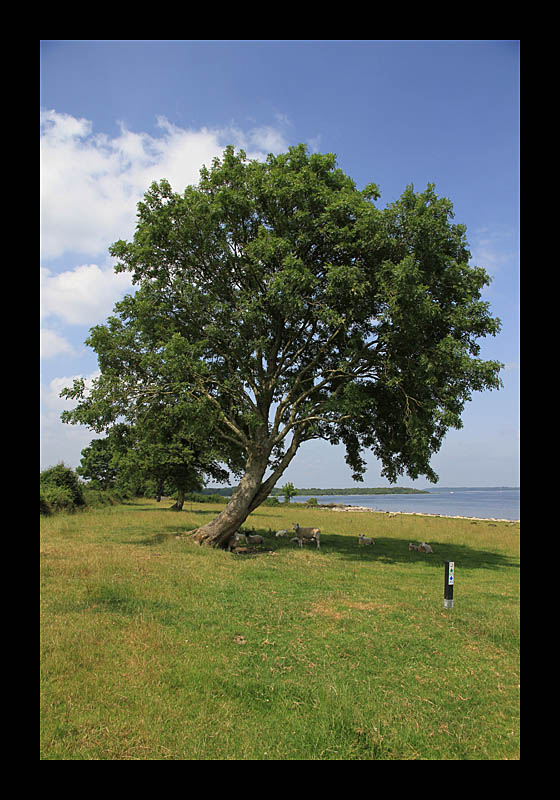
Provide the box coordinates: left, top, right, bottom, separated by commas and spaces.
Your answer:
40, 40, 520, 487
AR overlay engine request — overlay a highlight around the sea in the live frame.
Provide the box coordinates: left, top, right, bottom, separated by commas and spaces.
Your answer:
292, 487, 520, 521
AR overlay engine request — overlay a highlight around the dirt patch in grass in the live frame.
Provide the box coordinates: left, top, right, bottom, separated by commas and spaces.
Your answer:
343, 600, 394, 612
307, 600, 349, 620
307, 597, 399, 620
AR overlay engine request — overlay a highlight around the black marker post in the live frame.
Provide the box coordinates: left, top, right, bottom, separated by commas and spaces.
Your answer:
444, 561, 454, 609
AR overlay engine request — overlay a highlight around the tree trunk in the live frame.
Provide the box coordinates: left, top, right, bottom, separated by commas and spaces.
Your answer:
170, 487, 185, 511
187, 448, 270, 549
186, 430, 305, 549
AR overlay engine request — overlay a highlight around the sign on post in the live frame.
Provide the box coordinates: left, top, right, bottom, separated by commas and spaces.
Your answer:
444, 561, 454, 609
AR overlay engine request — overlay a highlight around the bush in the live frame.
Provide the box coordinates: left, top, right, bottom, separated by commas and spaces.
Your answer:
82, 488, 125, 507
40, 493, 52, 515
305, 497, 318, 506
183, 492, 228, 504
40, 463, 85, 507
41, 485, 75, 513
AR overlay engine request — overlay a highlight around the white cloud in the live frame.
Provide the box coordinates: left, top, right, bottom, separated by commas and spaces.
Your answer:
40, 263, 133, 326
40, 110, 292, 262
40, 328, 75, 358
248, 125, 289, 154
40, 371, 103, 470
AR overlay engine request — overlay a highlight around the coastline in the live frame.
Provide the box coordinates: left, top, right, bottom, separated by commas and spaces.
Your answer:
304, 502, 520, 524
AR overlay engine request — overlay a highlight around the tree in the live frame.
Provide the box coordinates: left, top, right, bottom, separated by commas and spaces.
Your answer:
61, 144, 502, 549
77, 437, 119, 490
74, 412, 232, 510
109, 420, 230, 511
281, 482, 297, 503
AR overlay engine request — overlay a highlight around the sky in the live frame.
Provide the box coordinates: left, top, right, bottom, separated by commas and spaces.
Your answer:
40, 40, 520, 488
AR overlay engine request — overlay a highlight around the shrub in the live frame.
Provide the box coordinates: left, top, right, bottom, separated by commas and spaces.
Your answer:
183, 492, 228, 504
306, 497, 318, 506
83, 488, 111, 507
40, 493, 51, 515
82, 488, 125, 507
40, 463, 85, 507
41, 485, 75, 513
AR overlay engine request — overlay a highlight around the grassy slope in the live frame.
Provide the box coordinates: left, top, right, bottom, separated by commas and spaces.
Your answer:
40, 499, 520, 760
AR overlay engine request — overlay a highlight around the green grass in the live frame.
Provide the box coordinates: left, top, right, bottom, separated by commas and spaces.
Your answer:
40, 499, 520, 760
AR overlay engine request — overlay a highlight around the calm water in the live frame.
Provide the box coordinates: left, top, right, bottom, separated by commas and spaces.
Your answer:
291, 487, 520, 521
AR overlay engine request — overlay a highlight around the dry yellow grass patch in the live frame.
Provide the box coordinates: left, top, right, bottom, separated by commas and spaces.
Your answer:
307, 595, 405, 620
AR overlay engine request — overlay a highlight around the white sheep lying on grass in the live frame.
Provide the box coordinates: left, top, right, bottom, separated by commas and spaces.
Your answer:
409, 542, 434, 553
275, 529, 289, 538
358, 534, 374, 546
292, 523, 320, 549
227, 532, 248, 551
228, 531, 264, 549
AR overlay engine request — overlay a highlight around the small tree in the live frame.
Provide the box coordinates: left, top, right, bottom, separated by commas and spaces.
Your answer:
61, 144, 502, 548
77, 437, 118, 490
281, 481, 297, 503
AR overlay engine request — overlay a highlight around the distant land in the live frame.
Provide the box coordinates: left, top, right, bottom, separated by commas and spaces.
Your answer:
270, 487, 430, 496
203, 486, 429, 496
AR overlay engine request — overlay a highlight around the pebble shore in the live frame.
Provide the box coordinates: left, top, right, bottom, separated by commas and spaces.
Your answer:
320, 503, 519, 523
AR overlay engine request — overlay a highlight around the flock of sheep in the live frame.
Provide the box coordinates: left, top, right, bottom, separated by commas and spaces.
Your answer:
229, 522, 321, 550
229, 522, 434, 554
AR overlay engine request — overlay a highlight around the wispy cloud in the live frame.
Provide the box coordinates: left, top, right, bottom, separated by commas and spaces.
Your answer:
469, 225, 518, 279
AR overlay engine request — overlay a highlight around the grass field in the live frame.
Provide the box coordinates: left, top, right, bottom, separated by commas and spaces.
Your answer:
40, 499, 520, 760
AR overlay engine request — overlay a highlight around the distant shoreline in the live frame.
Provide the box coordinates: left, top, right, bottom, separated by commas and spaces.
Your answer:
270, 487, 429, 496
205, 486, 519, 497
204, 486, 431, 497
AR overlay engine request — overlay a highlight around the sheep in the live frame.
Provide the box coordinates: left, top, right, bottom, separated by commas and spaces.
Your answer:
409, 542, 434, 553
358, 534, 374, 546
246, 533, 264, 545
292, 522, 320, 549
291, 537, 318, 547
275, 529, 289, 538
227, 531, 248, 551
226, 531, 247, 553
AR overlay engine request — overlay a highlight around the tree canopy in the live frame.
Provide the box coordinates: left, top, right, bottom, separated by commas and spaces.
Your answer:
61, 144, 502, 547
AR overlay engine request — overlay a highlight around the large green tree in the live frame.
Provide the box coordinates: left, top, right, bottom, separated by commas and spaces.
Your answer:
61, 144, 502, 548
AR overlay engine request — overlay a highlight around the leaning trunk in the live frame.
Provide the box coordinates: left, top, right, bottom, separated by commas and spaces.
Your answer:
187, 430, 305, 549
187, 449, 271, 549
